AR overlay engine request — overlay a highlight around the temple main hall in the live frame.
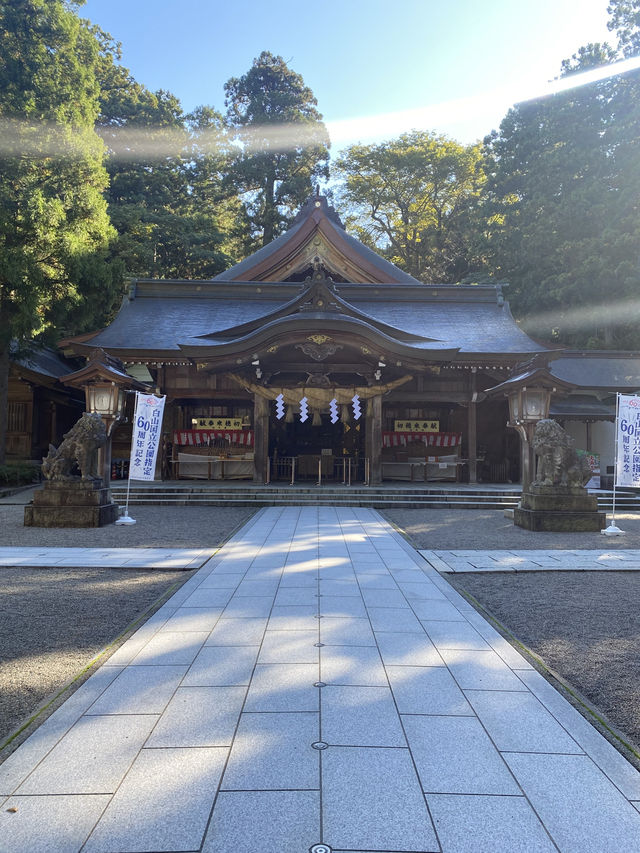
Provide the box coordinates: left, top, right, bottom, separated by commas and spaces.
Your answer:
60, 195, 634, 487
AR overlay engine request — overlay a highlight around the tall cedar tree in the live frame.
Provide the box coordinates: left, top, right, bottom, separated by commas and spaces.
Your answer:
483, 38, 640, 347
335, 131, 486, 283
0, 0, 118, 463
224, 51, 330, 247
95, 35, 241, 278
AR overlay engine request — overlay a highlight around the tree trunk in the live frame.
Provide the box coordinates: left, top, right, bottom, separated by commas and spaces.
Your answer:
0, 338, 9, 466
262, 170, 276, 246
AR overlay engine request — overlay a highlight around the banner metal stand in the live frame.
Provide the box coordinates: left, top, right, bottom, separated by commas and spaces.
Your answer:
603, 392, 625, 536
115, 473, 136, 525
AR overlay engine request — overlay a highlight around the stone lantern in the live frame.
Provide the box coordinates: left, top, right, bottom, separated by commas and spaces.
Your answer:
505, 381, 554, 490
61, 348, 147, 488
486, 355, 604, 531
24, 349, 147, 528
487, 355, 571, 490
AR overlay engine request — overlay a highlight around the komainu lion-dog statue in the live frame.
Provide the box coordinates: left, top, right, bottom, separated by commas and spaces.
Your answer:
41, 413, 107, 481
532, 418, 592, 489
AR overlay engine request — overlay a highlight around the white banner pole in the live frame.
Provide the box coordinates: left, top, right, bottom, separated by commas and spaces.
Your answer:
612, 392, 619, 524
116, 391, 139, 526
603, 392, 624, 536
118, 471, 134, 524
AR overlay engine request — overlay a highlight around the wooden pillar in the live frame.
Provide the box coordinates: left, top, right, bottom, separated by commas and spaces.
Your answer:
102, 427, 114, 488
586, 421, 592, 451
518, 424, 535, 491
366, 394, 382, 485
467, 369, 478, 484
253, 393, 269, 484
49, 400, 57, 447
467, 402, 477, 484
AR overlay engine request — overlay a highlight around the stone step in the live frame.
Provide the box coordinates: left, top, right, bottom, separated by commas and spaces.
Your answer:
108, 485, 636, 511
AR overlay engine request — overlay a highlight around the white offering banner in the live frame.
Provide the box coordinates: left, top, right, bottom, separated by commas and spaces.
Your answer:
615, 393, 640, 487
129, 392, 166, 481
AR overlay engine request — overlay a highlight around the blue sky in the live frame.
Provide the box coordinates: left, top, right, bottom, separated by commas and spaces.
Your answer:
81, 0, 613, 149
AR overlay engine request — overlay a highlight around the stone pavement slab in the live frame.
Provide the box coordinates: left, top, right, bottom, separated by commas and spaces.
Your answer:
421, 548, 640, 572
0, 546, 215, 569
2, 506, 640, 853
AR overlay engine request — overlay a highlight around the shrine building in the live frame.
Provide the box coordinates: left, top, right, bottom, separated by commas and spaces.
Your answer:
59, 195, 638, 487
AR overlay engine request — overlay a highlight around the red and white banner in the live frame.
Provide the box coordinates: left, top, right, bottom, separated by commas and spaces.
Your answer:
173, 430, 253, 447
382, 431, 462, 448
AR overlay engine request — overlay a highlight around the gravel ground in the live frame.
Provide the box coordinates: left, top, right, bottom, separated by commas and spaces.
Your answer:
0, 501, 256, 548
382, 507, 640, 550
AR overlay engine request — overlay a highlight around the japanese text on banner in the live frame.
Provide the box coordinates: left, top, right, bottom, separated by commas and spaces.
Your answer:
129, 393, 166, 482
616, 394, 640, 487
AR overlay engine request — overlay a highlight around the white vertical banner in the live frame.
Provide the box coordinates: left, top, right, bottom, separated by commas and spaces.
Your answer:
615, 393, 640, 487
129, 392, 166, 482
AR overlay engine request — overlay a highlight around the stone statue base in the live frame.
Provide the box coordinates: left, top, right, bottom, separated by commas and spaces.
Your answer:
24, 479, 118, 528
514, 484, 605, 532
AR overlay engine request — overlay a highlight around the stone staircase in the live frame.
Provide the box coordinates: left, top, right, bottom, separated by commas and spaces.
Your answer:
109, 482, 640, 512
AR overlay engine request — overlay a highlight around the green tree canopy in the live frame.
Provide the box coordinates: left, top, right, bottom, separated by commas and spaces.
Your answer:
224, 51, 330, 246
95, 36, 240, 278
482, 37, 640, 347
0, 0, 119, 462
607, 0, 640, 56
334, 131, 486, 283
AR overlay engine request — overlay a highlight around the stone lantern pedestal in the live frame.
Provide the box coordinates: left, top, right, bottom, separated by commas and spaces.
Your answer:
514, 484, 605, 532
24, 479, 118, 528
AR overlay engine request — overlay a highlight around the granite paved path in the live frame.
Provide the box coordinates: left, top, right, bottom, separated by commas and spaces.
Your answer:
1, 506, 640, 853
0, 547, 214, 569
420, 548, 640, 572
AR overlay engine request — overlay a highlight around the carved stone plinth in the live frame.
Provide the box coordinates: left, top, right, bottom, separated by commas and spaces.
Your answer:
514, 485, 605, 532
24, 479, 118, 528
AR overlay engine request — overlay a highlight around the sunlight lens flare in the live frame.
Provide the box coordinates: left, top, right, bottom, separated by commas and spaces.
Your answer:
521, 297, 640, 335
1, 55, 639, 159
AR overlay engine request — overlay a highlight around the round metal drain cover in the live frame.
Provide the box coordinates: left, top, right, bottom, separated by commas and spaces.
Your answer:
314, 681, 326, 687
310, 845, 332, 853
311, 741, 328, 750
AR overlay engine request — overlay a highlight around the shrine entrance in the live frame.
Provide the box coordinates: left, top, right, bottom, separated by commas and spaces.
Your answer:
269, 409, 366, 482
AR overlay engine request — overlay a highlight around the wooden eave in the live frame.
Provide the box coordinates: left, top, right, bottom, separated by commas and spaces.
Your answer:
179, 313, 459, 366
485, 366, 578, 397
10, 363, 61, 390
60, 361, 148, 390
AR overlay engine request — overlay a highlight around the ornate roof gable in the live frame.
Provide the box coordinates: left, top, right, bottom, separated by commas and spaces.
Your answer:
197, 261, 438, 344
211, 195, 420, 285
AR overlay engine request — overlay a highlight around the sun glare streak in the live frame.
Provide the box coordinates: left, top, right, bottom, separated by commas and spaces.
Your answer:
521, 297, 640, 334
1, 55, 639, 160
326, 54, 640, 145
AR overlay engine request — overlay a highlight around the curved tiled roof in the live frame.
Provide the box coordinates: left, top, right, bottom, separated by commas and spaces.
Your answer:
550, 354, 640, 390
211, 196, 421, 284
82, 281, 545, 357
70, 195, 545, 362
